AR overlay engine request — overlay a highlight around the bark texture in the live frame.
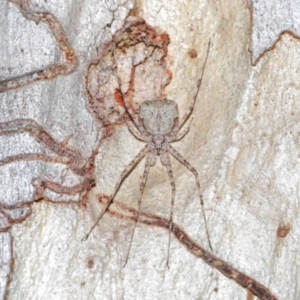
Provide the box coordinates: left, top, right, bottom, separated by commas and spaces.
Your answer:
1, 0, 299, 299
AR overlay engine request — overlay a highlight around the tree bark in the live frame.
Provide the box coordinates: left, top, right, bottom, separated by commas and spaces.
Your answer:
1, 0, 298, 299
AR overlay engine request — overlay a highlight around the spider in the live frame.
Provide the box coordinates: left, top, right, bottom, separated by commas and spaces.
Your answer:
83, 42, 212, 267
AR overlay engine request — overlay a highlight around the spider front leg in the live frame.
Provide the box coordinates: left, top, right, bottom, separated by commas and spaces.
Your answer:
82, 144, 149, 241
161, 152, 176, 268
123, 153, 156, 266
171, 40, 210, 136
169, 118, 193, 142
169, 145, 212, 251
126, 120, 149, 142
122, 66, 148, 136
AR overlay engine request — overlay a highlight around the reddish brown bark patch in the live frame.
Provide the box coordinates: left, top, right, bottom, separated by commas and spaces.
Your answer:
188, 48, 198, 59
277, 224, 291, 238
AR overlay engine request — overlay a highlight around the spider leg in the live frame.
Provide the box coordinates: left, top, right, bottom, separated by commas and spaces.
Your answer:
168, 145, 213, 251
123, 153, 155, 266
172, 40, 210, 135
161, 153, 176, 268
169, 118, 193, 142
126, 120, 148, 142
122, 66, 147, 135
82, 144, 149, 241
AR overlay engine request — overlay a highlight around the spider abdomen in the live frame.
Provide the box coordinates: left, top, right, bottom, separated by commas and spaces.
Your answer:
139, 99, 179, 135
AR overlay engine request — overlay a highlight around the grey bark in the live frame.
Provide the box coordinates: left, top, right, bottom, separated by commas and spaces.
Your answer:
1, 0, 299, 299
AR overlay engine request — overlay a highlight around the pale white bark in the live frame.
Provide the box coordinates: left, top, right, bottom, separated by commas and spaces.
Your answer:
251, 0, 300, 63
1, 0, 299, 299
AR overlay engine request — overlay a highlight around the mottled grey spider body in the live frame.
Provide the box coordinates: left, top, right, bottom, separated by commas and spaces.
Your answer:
84, 43, 212, 267
136, 99, 180, 161
140, 99, 178, 135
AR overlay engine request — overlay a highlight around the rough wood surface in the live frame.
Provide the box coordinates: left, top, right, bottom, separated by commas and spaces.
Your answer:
1, 0, 299, 299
